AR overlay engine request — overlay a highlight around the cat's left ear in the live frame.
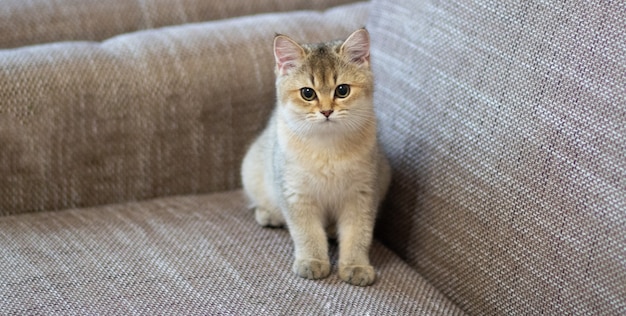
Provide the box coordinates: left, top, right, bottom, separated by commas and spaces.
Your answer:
340, 28, 370, 66
274, 35, 305, 75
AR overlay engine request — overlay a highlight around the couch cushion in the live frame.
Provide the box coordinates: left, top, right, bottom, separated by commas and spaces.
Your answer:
0, 190, 464, 315
368, 0, 625, 314
0, 0, 358, 48
0, 2, 369, 215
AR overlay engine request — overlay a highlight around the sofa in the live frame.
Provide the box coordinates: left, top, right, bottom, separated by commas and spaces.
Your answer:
1, 0, 624, 314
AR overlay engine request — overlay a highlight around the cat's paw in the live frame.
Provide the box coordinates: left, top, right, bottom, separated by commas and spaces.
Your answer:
339, 264, 376, 286
254, 207, 285, 228
292, 258, 331, 280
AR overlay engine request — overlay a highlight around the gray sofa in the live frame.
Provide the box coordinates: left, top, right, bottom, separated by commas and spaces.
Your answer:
1, 0, 624, 315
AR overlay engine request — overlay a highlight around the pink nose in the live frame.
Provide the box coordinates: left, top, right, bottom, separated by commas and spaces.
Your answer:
320, 110, 333, 118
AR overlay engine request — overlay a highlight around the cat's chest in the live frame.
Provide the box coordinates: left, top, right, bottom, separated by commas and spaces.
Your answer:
302, 155, 354, 180
284, 149, 373, 192
281, 151, 374, 211
276, 122, 377, 198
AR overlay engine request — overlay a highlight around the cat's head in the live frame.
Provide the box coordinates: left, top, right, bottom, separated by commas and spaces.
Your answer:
273, 29, 374, 137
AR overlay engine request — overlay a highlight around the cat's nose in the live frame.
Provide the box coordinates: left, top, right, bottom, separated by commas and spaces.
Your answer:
320, 110, 334, 118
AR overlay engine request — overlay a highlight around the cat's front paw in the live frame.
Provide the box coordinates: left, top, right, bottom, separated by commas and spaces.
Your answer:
339, 264, 376, 286
254, 207, 285, 228
292, 258, 331, 280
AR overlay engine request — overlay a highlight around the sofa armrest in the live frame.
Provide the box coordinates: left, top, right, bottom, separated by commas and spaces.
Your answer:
0, 3, 370, 215
0, 0, 359, 49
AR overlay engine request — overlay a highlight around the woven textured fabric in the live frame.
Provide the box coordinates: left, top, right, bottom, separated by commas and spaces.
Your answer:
0, 190, 465, 315
0, 0, 357, 49
0, 3, 369, 215
368, 0, 625, 314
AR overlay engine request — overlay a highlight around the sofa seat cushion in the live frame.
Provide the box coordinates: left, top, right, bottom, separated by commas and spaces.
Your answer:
0, 190, 464, 315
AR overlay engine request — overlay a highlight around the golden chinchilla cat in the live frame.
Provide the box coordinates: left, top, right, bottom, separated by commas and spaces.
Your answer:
241, 28, 391, 286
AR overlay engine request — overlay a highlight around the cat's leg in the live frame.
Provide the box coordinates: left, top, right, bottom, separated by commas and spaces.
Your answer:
250, 182, 285, 227
254, 165, 285, 228
337, 193, 377, 286
284, 197, 331, 280
254, 205, 285, 228
241, 138, 285, 228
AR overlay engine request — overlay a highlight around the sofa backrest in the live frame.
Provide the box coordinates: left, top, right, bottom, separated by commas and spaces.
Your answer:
0, 0, 357, 49
368, 0, 625, 314
0, 3, 369, 215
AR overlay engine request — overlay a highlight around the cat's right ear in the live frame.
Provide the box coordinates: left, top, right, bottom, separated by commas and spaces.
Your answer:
274, 35, 304, 76
340, 28, 370, 66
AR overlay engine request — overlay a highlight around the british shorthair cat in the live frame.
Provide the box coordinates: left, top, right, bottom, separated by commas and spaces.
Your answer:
241, 28, 390, 286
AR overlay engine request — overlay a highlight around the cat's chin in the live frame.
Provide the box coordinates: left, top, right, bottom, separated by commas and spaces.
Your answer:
309, 123, 354, 140
311, 118, 341, 129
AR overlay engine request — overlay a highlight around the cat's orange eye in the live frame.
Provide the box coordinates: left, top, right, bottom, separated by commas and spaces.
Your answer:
335, 84, 350, 98
300, 87, 317, 101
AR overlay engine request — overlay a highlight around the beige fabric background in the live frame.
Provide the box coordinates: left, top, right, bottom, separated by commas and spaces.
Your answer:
0, 0, 356, 48
368, 0, 626, 314
2, 0, 625, 314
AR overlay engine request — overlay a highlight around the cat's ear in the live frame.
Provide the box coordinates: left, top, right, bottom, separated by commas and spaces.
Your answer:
274, 35, 305, 75
340, 28, 370, 66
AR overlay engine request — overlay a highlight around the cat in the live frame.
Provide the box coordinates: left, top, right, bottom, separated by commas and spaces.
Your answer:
241, 28, 391, 286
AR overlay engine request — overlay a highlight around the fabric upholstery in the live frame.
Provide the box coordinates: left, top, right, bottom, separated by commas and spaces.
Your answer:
0, 0, 357, 48
0, 190, 465, 315
3, 0, 625, 314
368, 0, 625, 314
0, 3, 369, 215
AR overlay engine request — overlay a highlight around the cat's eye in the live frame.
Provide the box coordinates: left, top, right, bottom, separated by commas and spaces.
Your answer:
300, 87, 317, 101
335, 84, 350, 98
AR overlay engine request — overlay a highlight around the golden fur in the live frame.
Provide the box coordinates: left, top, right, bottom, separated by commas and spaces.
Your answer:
241, 29, 390, 286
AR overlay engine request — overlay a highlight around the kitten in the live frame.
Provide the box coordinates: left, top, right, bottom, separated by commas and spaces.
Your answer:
241, 29, 391, 286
